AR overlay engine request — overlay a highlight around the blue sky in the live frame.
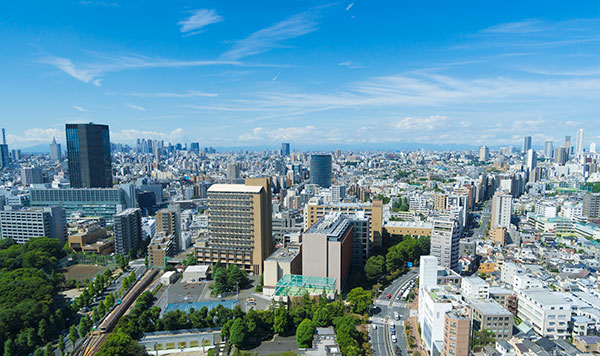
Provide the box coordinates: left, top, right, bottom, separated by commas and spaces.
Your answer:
2, 0, 600, 149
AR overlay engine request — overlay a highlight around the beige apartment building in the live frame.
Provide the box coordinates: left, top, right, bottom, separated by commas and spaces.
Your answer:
194, 177, 273, 275
148, 233, 175, 267
263, 243, 302, 296
442, 307, 471, 356
304, 198, 382, 246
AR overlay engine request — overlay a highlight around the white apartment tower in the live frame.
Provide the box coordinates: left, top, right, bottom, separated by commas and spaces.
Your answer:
491, 192, 512, 228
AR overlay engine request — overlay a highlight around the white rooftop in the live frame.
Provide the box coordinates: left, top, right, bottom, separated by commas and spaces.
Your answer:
208, 184, 263, 193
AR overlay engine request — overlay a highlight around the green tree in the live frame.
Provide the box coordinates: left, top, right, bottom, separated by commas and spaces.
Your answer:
104, 293, 115, 309
58, 335, 65, 356
346, 287, 372, 314
364, 255, 385, 281
96, 331, 145, 356
33, 348, 43, 356
3, 338, 14, 356
229, 318, 248, 348
227, 264, 248, 289
213, 267, 228, 294
43, 343, 53, 356
312, 306, 331, 327
296, 319, 314, 348
273, 305, 289, 335
37, 319, 48, 343
221, 319, 234, 341
78, 315, 92, 338
68, 325, 79, 345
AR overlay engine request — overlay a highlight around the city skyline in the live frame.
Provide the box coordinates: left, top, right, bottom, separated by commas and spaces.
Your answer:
3, 1, 600, 149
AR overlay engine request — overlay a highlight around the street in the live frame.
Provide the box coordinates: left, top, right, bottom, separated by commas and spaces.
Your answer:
369, 269, 418, 356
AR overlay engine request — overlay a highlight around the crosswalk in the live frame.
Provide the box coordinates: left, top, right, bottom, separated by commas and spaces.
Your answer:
374, 300, 407, 308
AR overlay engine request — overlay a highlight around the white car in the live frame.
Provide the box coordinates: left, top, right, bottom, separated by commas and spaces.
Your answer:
372, 324, 377, 330
391, 335, 397, 343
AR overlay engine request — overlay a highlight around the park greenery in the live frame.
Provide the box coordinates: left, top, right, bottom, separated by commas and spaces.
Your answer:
212, 264, 250, 296
364, 236, 430, 285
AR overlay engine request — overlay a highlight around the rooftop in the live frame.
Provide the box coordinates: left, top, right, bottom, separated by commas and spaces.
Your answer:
305, 213, 352, 239
274, 274, 336, 297
266, 244, 301, 262
471, 300, 512, 316
207, 184, 263, 193
521, 289, 569, 306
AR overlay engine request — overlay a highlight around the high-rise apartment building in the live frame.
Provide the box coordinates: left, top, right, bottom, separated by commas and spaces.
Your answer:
434, 193, 448, 211
148, 233, 175, 267
419, 255, 438, 290
194, 177, 273, 274
113, 208, 142, 255
281, 143, 290, 156
441, 307, 471, 356
583, 193, 600, 218
430, 217, 460, 271
0, 206, 67, 244
155, 208, 181, 252
302, 213, 353, 293
544, 140, 554, 158
310, 154, 332, 188
331, 184, 346, 202
576, 128, 584, 154
304, 197, 383, 247
491, 191, 512, 228
66, 123, 112, 188
522, 136, 532, 153
479, 145, 489, 162
21, 166, 43, 186
554, 147, 568, 165
226, 163, 240, 180
49, 136, 62, 161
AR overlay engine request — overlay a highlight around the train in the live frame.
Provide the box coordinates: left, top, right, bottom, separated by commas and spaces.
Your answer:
97, 268, 159, 334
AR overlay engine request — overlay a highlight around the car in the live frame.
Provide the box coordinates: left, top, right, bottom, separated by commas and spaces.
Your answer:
394, 312, 400, 320
372, 324, 377, 330
390, 328, 395, 335
396, 295, 402, 301
395, 346, 402, 355
391, 335, 397, 343
386, 294, 391, 299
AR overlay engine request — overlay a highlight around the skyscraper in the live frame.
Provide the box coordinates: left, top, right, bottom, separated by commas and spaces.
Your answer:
0, 128, 9, 169
21, 166, 43, 186
281, 143, 290, 156
522, 136, 532, 153
565, 135, 572, 156
544, 141, 553, 158
526, 149, 537, 173
66, 123, 112, 188
310, 154, 332, 188
49, 136, 62, 161
479, 146, 489, 162
554, 147, 568, 165
114, 208, 142, 255
576, 128, 584, 154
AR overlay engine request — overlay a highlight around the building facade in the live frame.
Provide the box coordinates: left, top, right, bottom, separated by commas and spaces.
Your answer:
430, 217, 460, 271
0, 206, 67, 244
310, 154, 332, 188
114, 208, 142, 255
66, 123, 112, 188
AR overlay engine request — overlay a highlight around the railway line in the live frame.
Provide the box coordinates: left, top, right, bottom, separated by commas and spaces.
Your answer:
72, 268, 159, 356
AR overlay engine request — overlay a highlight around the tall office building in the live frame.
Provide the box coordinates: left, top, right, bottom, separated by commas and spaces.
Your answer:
591, 143, 597, 153
565, 135, 572, 155
0, 128, 9, 169
583, 193, 600, 218
49, 136, 62, 161
66, 123, 112, 188
430, 217, 460, 271
120, 183, 137, 209
554, 147, 568, 165
194, 177, 273, 274
544, 141, 554, 158
189, 142, 200, 154
479, 145, 489, 162
526, 149, 537, 173
310, 154, 332, 188
522, 136, 532, 154
302, 213, 353, 292
576, 128, 584, 154
21, 166, 43, 186
281, 143, 290, 156
491, 192, 512, 228
0, 206, 67, 244
331, 185, 346, 202
113, 208, 142, 255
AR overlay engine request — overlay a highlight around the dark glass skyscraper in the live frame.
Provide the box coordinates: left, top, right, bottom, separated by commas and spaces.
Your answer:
310, 154, 332, 188
66, 123, 112, 188
281, 142, 290, 156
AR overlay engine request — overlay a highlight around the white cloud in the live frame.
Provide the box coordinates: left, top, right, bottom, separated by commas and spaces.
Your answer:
118, 90, 218, 98
178, 9, 223, 34
111, 128, 185, 142
73, 105, 89, 112
483, 19, 544, 34
126, 103, 146, 111
6, 128, 64, 146
395, 115, 447, 131
338, 61, 362, 69
345, 2, 355, 11
221, 11, 319, 60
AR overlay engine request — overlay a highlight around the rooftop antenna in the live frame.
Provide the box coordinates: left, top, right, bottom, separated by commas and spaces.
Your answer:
2, 128, 5, 145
